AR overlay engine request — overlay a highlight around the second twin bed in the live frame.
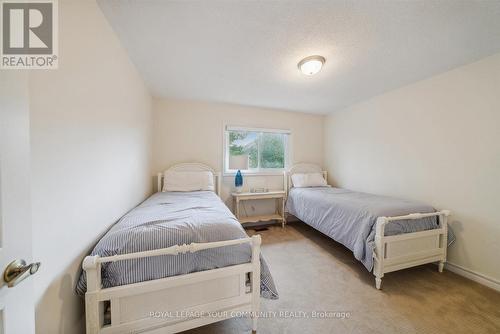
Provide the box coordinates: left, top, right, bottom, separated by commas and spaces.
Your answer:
286, 163, 454, 289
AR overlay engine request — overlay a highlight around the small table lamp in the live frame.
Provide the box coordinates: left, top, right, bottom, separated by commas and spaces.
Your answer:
229, 154, 249, 193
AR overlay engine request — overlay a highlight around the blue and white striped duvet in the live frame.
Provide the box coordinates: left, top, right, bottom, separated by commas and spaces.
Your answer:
76, 191, 278, 299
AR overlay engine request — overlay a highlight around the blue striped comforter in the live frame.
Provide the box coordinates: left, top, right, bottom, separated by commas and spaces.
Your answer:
76, 191, 278, 299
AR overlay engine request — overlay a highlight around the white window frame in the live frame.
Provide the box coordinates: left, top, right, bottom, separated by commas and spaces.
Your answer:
223, 125, 291, 176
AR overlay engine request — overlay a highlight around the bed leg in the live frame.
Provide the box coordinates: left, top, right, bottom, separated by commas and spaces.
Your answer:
251, 235, 261, 334
438, 261, 445, 273
252, 316, 257, 334
375, 276, 382, 290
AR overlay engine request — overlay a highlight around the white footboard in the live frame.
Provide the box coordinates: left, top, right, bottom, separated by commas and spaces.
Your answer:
83, 235, 262, 334
373, 210, 450, 289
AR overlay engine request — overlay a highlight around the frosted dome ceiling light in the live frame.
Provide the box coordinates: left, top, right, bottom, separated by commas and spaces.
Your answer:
298, 55, 325, 75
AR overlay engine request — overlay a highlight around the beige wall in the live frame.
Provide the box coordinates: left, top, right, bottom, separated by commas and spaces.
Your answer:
29, 1, 152, 333
324, 53, 500, 284
153, 98, 324, 212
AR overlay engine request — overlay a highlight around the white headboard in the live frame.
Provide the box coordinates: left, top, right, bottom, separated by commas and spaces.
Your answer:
157, 163, 222, 196
286, 163, 328, 194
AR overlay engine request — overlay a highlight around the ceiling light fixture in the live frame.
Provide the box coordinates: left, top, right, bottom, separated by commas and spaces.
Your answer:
298, 55, 325, 76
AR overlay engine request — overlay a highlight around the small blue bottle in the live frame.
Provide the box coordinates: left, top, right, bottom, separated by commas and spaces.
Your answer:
235, 169, 243, 190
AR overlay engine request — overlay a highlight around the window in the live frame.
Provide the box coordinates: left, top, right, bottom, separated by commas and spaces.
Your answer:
224, 126, 290, 174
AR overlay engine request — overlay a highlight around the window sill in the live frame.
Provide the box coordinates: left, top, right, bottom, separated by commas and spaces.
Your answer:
223, 171, 286, 177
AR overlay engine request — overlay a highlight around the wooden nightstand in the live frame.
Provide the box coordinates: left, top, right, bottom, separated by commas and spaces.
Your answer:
232, 191, 286, 228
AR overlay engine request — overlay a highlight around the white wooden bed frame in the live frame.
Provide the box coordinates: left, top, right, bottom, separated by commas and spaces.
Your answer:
83, 163, 261, 334
286, 163, 450, 290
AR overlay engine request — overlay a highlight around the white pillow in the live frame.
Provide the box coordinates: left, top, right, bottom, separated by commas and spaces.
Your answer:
163, 171, 215, 192
291, 172, 327, 188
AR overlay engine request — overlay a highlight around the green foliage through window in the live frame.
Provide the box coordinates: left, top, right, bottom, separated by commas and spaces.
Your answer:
228, 130, 287, 171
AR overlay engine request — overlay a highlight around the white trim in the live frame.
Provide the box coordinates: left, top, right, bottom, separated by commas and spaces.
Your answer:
223, 170, 286, 177
226, 125, 291, 134
444, 262, 500, 292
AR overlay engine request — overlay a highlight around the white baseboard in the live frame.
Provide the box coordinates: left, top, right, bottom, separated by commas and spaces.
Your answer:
444, 262, 500, 292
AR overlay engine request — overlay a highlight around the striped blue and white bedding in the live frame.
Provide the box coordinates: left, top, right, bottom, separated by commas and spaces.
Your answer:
286, 187, 455, 271
76, 191, 278, 299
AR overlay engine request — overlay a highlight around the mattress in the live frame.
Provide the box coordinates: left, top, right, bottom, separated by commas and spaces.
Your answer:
76, 191, 278, 299
286, 187, 455, 271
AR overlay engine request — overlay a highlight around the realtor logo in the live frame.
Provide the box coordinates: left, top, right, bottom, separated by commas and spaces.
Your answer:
1, 0, 58, 69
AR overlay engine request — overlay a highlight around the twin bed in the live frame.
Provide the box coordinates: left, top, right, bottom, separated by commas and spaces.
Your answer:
79, 163, 277, 334
286, 163, 452, 290
79, 162, 452, 334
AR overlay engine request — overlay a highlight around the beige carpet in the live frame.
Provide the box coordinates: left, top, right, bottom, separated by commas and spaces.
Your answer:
183, 222, 500, 334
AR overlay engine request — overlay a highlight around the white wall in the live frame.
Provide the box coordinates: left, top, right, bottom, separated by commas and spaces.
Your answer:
324, 53, 500, 285
29, 1, 153, 333
153, 98, 324, 213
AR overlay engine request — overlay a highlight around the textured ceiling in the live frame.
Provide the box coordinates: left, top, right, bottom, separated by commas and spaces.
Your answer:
98, 0, 500, 114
